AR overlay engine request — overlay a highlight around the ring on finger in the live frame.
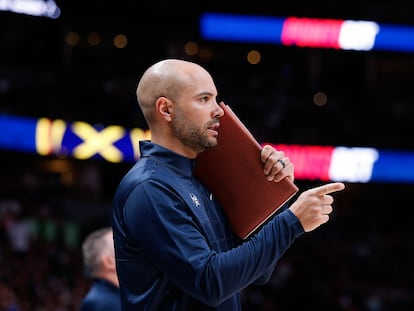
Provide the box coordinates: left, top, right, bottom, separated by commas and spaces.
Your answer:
277, 159, 286, 169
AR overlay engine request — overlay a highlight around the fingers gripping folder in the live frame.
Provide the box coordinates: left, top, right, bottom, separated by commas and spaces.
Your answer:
194, 103, 298, 239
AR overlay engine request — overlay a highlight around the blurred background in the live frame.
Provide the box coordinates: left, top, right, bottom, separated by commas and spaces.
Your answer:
0, 1, 413, 310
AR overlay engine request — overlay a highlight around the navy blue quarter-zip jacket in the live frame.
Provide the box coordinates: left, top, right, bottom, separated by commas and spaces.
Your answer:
112, 140, 304, 310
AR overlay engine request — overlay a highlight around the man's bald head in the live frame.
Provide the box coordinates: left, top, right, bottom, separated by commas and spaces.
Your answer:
136, 59, 208, 125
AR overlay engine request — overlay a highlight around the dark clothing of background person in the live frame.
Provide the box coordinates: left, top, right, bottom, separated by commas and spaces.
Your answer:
79, 278, 121, 311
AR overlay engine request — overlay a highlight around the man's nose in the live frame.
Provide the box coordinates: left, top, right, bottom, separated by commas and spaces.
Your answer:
214, 101, 225, 118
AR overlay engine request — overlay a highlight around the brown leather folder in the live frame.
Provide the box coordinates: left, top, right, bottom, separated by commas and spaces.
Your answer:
194, 102, 299, 239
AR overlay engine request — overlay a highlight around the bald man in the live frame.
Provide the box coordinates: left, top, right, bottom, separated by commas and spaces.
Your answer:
80, 227, 120, 311
112, 59, 345, 310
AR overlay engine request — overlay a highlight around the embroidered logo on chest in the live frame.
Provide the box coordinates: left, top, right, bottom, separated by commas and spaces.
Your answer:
190, 193, 200, 207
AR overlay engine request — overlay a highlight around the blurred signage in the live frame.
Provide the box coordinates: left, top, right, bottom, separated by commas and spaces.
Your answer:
200, 13, 414, 52
1, 114, 414, 184
0, 0, 61, 19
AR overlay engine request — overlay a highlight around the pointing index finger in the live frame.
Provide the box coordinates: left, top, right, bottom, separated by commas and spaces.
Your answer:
311, 182, 345, 196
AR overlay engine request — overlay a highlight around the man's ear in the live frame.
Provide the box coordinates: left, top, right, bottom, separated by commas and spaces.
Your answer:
156, 96, 172, 121
102, 254, 116, 272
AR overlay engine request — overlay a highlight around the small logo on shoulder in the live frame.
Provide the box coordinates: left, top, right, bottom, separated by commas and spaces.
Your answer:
190, 193, 200, 207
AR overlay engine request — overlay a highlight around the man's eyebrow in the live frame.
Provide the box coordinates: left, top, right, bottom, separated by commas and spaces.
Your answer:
196, 91, 215, 97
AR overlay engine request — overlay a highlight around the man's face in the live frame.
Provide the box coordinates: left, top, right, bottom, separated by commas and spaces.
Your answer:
169, 72, 223, 154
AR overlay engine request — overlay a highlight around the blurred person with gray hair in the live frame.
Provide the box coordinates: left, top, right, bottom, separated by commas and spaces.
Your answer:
79, 227, 121, 311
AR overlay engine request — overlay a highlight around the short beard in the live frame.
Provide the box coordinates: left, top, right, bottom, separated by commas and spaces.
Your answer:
171, 115, 217, 154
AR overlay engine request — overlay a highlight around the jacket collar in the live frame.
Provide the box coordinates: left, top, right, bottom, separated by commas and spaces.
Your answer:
139, 140, 196, 178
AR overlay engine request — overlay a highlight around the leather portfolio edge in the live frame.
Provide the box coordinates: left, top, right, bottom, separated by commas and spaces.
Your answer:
194, 103, 299, 239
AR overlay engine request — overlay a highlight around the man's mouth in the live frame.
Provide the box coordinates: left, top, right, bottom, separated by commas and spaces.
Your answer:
207, 122, 220, 135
